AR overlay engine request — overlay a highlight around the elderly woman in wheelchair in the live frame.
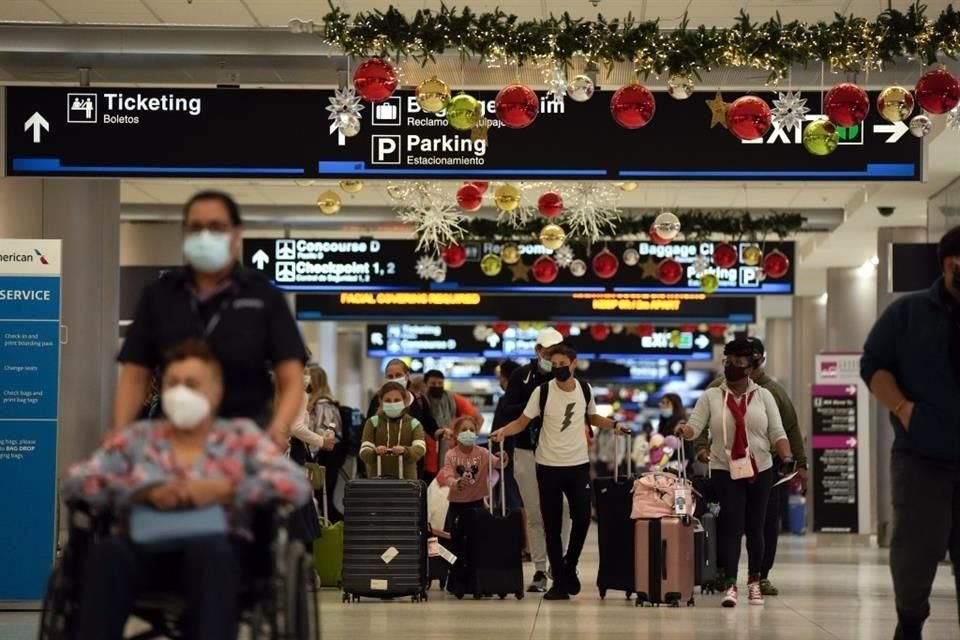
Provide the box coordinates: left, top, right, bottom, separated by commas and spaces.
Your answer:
50, 339, 313, 640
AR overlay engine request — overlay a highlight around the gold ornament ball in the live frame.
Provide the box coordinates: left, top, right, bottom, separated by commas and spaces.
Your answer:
416, 76, 451, 114
480, 253, 503, 277
494, 184, 521, 212
316, 190, 342, 215
700, 273, 720, 294
619, 181, 639, 192
743, 244, 764, 266
501, 243, 521, 264
539, 224, 567, 251
876, 86, 914, 123
447, 94, 481, 131
339, 179, 364, 194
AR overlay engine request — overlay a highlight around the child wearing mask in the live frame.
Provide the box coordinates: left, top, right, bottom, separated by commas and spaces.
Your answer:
359, 382, 427, 479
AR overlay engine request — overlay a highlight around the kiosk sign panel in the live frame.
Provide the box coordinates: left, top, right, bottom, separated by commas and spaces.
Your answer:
0, 239, 61, 600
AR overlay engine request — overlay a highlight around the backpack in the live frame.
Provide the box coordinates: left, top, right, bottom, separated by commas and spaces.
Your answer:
337, 404, 365, 457
531, 379, 593, 449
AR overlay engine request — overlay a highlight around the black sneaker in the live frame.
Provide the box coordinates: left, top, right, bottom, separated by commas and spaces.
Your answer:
564, 563, 581, 596
527, 570, 547, 593
543, 584, 570, 600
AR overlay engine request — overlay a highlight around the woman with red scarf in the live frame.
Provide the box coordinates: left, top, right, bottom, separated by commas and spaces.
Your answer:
678, 338, 793, 608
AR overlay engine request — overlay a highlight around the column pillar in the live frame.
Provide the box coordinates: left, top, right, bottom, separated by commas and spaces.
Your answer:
791, 295, 827, 530
874, 226, 928, 546
826, 266, 877, 352
0, 178, 120, 472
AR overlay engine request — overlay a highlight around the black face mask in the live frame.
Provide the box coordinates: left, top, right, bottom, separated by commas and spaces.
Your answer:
724, 365, 749, 382
552, 366, 572, 382
428, 387, 445, 399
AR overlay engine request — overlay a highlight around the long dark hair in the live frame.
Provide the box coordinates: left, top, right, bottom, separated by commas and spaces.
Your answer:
659, 393, 687, 434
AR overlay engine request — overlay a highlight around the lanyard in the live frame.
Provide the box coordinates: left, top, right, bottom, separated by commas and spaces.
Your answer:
189, 292, 234, 338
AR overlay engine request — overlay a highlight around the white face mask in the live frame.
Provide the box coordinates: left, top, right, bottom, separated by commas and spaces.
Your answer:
161, 385, 212, 430
182, 230, 233, 273
386, 375, 408, 388
303, 374, 312, 387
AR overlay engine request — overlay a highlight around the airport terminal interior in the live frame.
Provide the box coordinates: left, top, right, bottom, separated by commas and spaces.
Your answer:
0, 1, 959, 639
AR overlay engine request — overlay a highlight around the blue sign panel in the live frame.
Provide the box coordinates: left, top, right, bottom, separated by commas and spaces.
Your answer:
0, 240, 61, 601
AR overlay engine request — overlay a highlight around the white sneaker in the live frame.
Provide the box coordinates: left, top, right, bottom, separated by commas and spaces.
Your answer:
721, 585, 738, 608
748, 580, 765, 606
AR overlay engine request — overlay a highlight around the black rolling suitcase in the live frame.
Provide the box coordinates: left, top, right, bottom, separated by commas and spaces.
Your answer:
450, 446, 525, 600
342, 455, 429, 602
694, 511, 718, 593
594, 435, 635, 599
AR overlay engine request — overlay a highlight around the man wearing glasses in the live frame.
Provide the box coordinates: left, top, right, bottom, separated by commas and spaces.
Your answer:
113, 191, 307, 448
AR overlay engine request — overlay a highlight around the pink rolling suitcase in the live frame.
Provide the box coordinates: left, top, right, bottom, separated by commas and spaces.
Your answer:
634, 517, 696, 607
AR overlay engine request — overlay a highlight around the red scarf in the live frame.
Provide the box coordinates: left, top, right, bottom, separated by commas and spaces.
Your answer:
726, 390, 759, 481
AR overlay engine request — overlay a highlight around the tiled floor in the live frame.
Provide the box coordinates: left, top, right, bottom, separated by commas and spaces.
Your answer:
3, 532, 957, 639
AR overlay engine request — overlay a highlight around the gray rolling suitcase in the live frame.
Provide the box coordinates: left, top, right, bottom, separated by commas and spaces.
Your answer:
342, 455, 429, 602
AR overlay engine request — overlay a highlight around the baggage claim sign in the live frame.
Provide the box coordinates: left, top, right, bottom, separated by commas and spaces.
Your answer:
6, 87, 921, 180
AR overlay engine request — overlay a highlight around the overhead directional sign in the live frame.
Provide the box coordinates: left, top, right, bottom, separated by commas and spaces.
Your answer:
243, 238, 795, 295
5, 87, 922, 181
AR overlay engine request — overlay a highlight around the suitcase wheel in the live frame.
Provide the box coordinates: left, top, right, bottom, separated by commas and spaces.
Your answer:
514, 591, 524, 600
454, 591, 464, 600
497, 594, 506, 600
472, 593, 482, 600
341, 592, 350, 603
687, 598, 696, 607
421, 591, 429, 602
599, 588, 607, 600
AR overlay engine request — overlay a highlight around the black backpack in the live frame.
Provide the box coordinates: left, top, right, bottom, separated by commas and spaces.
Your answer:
530, 379, 593, 449
338, 403, 365, 457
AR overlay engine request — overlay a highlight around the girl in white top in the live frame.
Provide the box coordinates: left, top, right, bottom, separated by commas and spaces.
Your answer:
678, 338, 793, 609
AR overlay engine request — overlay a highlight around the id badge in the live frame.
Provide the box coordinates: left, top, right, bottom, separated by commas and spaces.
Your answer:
673, 486, 689, 516
727, 450, 755, 480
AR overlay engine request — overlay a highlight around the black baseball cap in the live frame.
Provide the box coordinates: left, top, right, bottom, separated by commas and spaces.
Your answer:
938, 225, 960, 268
723, 337, 765, 359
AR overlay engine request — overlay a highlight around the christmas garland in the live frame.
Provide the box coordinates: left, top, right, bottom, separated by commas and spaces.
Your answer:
460, 211, 806, 243
320, 2, 960, 78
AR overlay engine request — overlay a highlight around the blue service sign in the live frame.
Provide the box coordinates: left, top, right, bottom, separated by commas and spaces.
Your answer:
0, 239, 61, 601
5, 87, 922, 181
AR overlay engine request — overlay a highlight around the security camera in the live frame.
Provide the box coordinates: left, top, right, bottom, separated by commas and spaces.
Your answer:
877, 206, 896, 217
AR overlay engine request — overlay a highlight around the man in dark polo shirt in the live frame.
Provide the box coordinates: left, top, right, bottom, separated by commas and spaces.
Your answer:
861, 225, 960, 640
113, 191, 307, 448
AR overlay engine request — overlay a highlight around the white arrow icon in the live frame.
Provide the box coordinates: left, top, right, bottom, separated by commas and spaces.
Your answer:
845, 385, 857, 395
328, 120, 346, 146
24, 112, 49, 143
694, 334, 710, 350
873, 121, 908, 143
251, 249, 270, 270
845, 437, 858, 448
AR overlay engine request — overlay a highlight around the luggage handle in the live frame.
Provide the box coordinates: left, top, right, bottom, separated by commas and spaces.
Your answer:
488, 441, 507, 518
376, 451, 404, 480
615, 432, 632, 483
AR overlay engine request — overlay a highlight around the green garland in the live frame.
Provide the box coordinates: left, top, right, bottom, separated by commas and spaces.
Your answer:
321, 2, 960, 78
459, 211, 806, 244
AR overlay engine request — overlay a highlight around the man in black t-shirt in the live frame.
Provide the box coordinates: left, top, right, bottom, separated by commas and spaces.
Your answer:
114, 191, 307, 447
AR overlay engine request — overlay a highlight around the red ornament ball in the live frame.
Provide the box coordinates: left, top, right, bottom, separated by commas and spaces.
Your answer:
713, 243, 738, 269
592, 250, 620, 279
495, 84, 540, 129
650, 225, 671, 246
726, 96, 773, 141
538, 192, 564, 218
590, 324, 611, 341
456, 184, 484, 212
707, 324, 726, 338
824, 83, 870, 127
532, 256, 559, 284
353, 57, 398, 103
680, 324, 697, 333
467, 181, 489, 194
610, 84, 656, 129
915, 67, 960, 115
657, 258, 684, 286
492, 322, 509, 335
442, 243, 467, 269
635, 324, 655, 338
762, 249, 791, 279
555, 323, 572, 337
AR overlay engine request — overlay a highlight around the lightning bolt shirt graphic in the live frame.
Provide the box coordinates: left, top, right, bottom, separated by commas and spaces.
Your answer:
560, 402, 577, 431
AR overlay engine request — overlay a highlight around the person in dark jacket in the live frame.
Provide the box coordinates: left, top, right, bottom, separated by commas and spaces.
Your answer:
861, 225, 960, 640
658, 393, 695, 472
492, 360, 524, 517
495, 328, 567, 593
367, 359, 439, 482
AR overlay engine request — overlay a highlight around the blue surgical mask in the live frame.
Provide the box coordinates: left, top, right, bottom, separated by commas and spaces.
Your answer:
382, 401, 405, 418
661, 408, 674, 419
182, 230, 232, 273
539, 358, 553, 372
457, 431, 478, 446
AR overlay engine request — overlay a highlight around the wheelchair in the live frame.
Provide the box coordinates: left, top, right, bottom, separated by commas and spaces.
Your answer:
37, 500, 319, 640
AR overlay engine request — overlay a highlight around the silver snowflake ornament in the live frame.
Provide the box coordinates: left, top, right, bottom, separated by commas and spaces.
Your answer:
553, 245, 575, 269
948, 105, 960, 130
326, 86, 364, 121
771, 91, 810, 133
415, 255, 446, 282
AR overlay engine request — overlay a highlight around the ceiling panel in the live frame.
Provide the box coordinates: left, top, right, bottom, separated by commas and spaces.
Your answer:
43, 0, 160, 24
246, 1, 326, 27
0, 1, 62, 22
143, 0, 257, 26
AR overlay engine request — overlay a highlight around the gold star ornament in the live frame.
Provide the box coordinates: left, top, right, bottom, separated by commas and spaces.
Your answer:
508, 259, 531, 282
706, 90, 729, 129
639, 257, 659, 280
